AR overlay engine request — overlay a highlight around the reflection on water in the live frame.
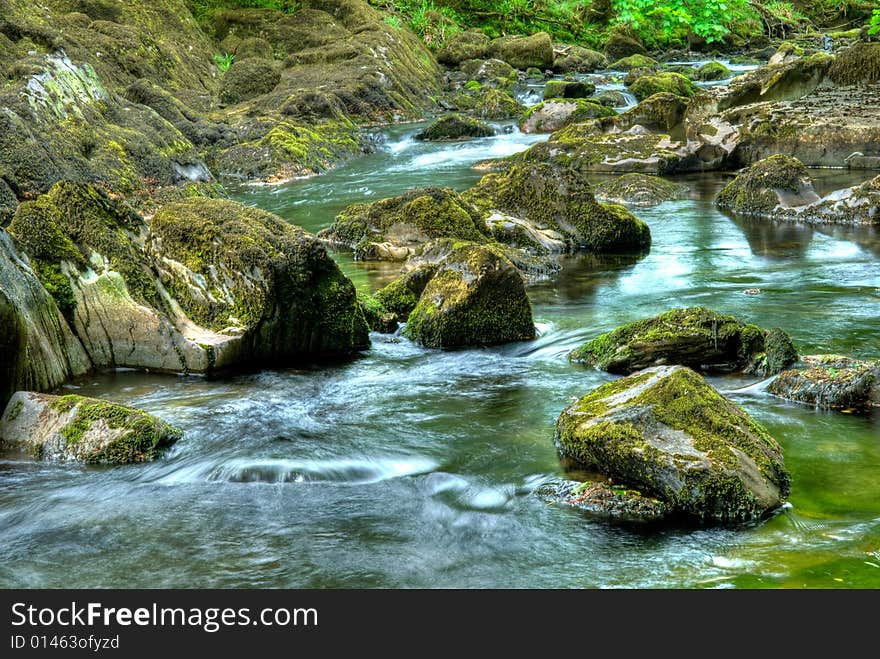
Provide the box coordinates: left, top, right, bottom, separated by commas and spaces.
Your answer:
1, 116, 879, 589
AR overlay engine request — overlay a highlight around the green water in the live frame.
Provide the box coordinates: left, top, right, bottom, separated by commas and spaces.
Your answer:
1, 121, 878, 588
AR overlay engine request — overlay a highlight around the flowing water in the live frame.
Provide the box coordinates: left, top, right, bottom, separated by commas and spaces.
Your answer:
2, 87, 880, 588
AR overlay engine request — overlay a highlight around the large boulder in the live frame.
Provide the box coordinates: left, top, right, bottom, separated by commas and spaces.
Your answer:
543, 80, 595, 100
437, 30, 491, 66
629, 72, 699, 101
768, 355, 880, 411
402, 241, 535, 348
603, 33, 647, 62
462, 163, 651, 254
594, 173, 688, 207
319, 187, 489, 260
414, 114, 495, 141
552, 44, 606, 73
459, 58, 517, 88
0, 230, 91, 411
218, 57, 280, 105
452, 86, 526, 120
555, 365, 791, 522
717, 156, 880, 225
0, 392, 181, 464
569, 307, 797, 376
149, 198, 370, 361
696, 61, 731, 81
488, 32, 554, 70
519, 99, 614, 134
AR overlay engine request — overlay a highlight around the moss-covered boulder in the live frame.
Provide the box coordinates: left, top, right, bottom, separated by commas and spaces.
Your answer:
459, 58, 517, 87
552, 44, 607, 73
320, 188, 489, 260
616, 92, 689, 133
402, 241, 535, 348
519, 99, 614, 134
696, 61, 731, 81
629, 72, 699, 101
218, 57, 280, 105
594, 173, 688, 207
768, 42, 804, 67
543, 80, 595, 100
0, 391, 181, 464
150, 198, 370, 360
827, 42, 880, 85
768, 355, 880, 411
603, 33, 647, 62
488, 32, 554, 70
464, 163, 651, 253
437, 30, 490, 66
569, 307, 797, 375
0, 179, 17, 227
608, 54, 658, 71
414, 114, 495, 141
594, 90, 629, 107
0, 230, 92, 411
452, 86, 525, 120
357, 292, 398, 333
716, 155, 819, 216
235, 36, 274, 61
374, 264, 439, 318
555, 365, 791, 522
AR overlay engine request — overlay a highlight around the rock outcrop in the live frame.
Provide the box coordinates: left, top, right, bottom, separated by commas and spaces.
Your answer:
768, 355, 879, 411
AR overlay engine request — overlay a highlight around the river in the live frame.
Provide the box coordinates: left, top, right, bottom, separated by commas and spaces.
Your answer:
1, 71, 879, 588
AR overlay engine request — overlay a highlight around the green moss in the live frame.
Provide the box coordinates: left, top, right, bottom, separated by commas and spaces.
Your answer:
593, 173, 687, 207
357, 291, 398, 333
50, 394, 182, 463
415, 114, 494, 141
569, 307, 773, 374
374, 264, 438, 318
30, 260, 77, 323
521, 98, 615, 131
452, 86, 525, 120
828, 42, 880, 86
716, 154, 813, 216
608, 54, 658, 71
5, 399, 23, 422
629, 72, 698, 101
696, 61, 731, 81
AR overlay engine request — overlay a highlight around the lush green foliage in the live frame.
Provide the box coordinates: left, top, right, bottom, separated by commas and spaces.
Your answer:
213, 52, 235, 73
870, 9, 880, 35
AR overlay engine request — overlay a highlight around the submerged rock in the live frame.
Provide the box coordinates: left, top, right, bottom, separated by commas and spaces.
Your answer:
569, 307, 797, 376
536, 478, 669, 524
768, 356, 880, 411
593, 173, 688, 207
519, 99, 614, 133
555, 365, 791, 522
414, 114, 495, 141
403, 241, 535, 348
717, 156, 880, 225
0, 392, 181, 464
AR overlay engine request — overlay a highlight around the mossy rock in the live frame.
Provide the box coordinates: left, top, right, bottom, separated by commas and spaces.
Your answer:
617, 92, 689, 133
437, 30, 490, 66
235, 36, 274, 61
608, 54, 658, 71
593, 173, 688, 207
828, 42, 880, 86
555, 365, 791, 522
8, 181, 158, 310
218, 58, 280, 105
552, 44, 606, 74
320, 187, 489, 260
696, 61, 731, 81
569, 306, 796, 375
403, 241, 535, 348
149, 198, 369, 357
0, 391, 181, 464
464, 163, 650, 253
519, 99, 614, 133
715, 155, 819, 216
594, 90, 628, 107
357, 291, 398, 333
603, 33, 647, 62
536, 478, 670, 524
452, 86, 526, 120
543, 80, 595, 100
0, 179, 17, 227
629, 72, 699, 101
768, 355, 879, 411
374, 264, 439, 318
459, 58, 517, 87
488, 32, 554, 70
415, 114, 495, 141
